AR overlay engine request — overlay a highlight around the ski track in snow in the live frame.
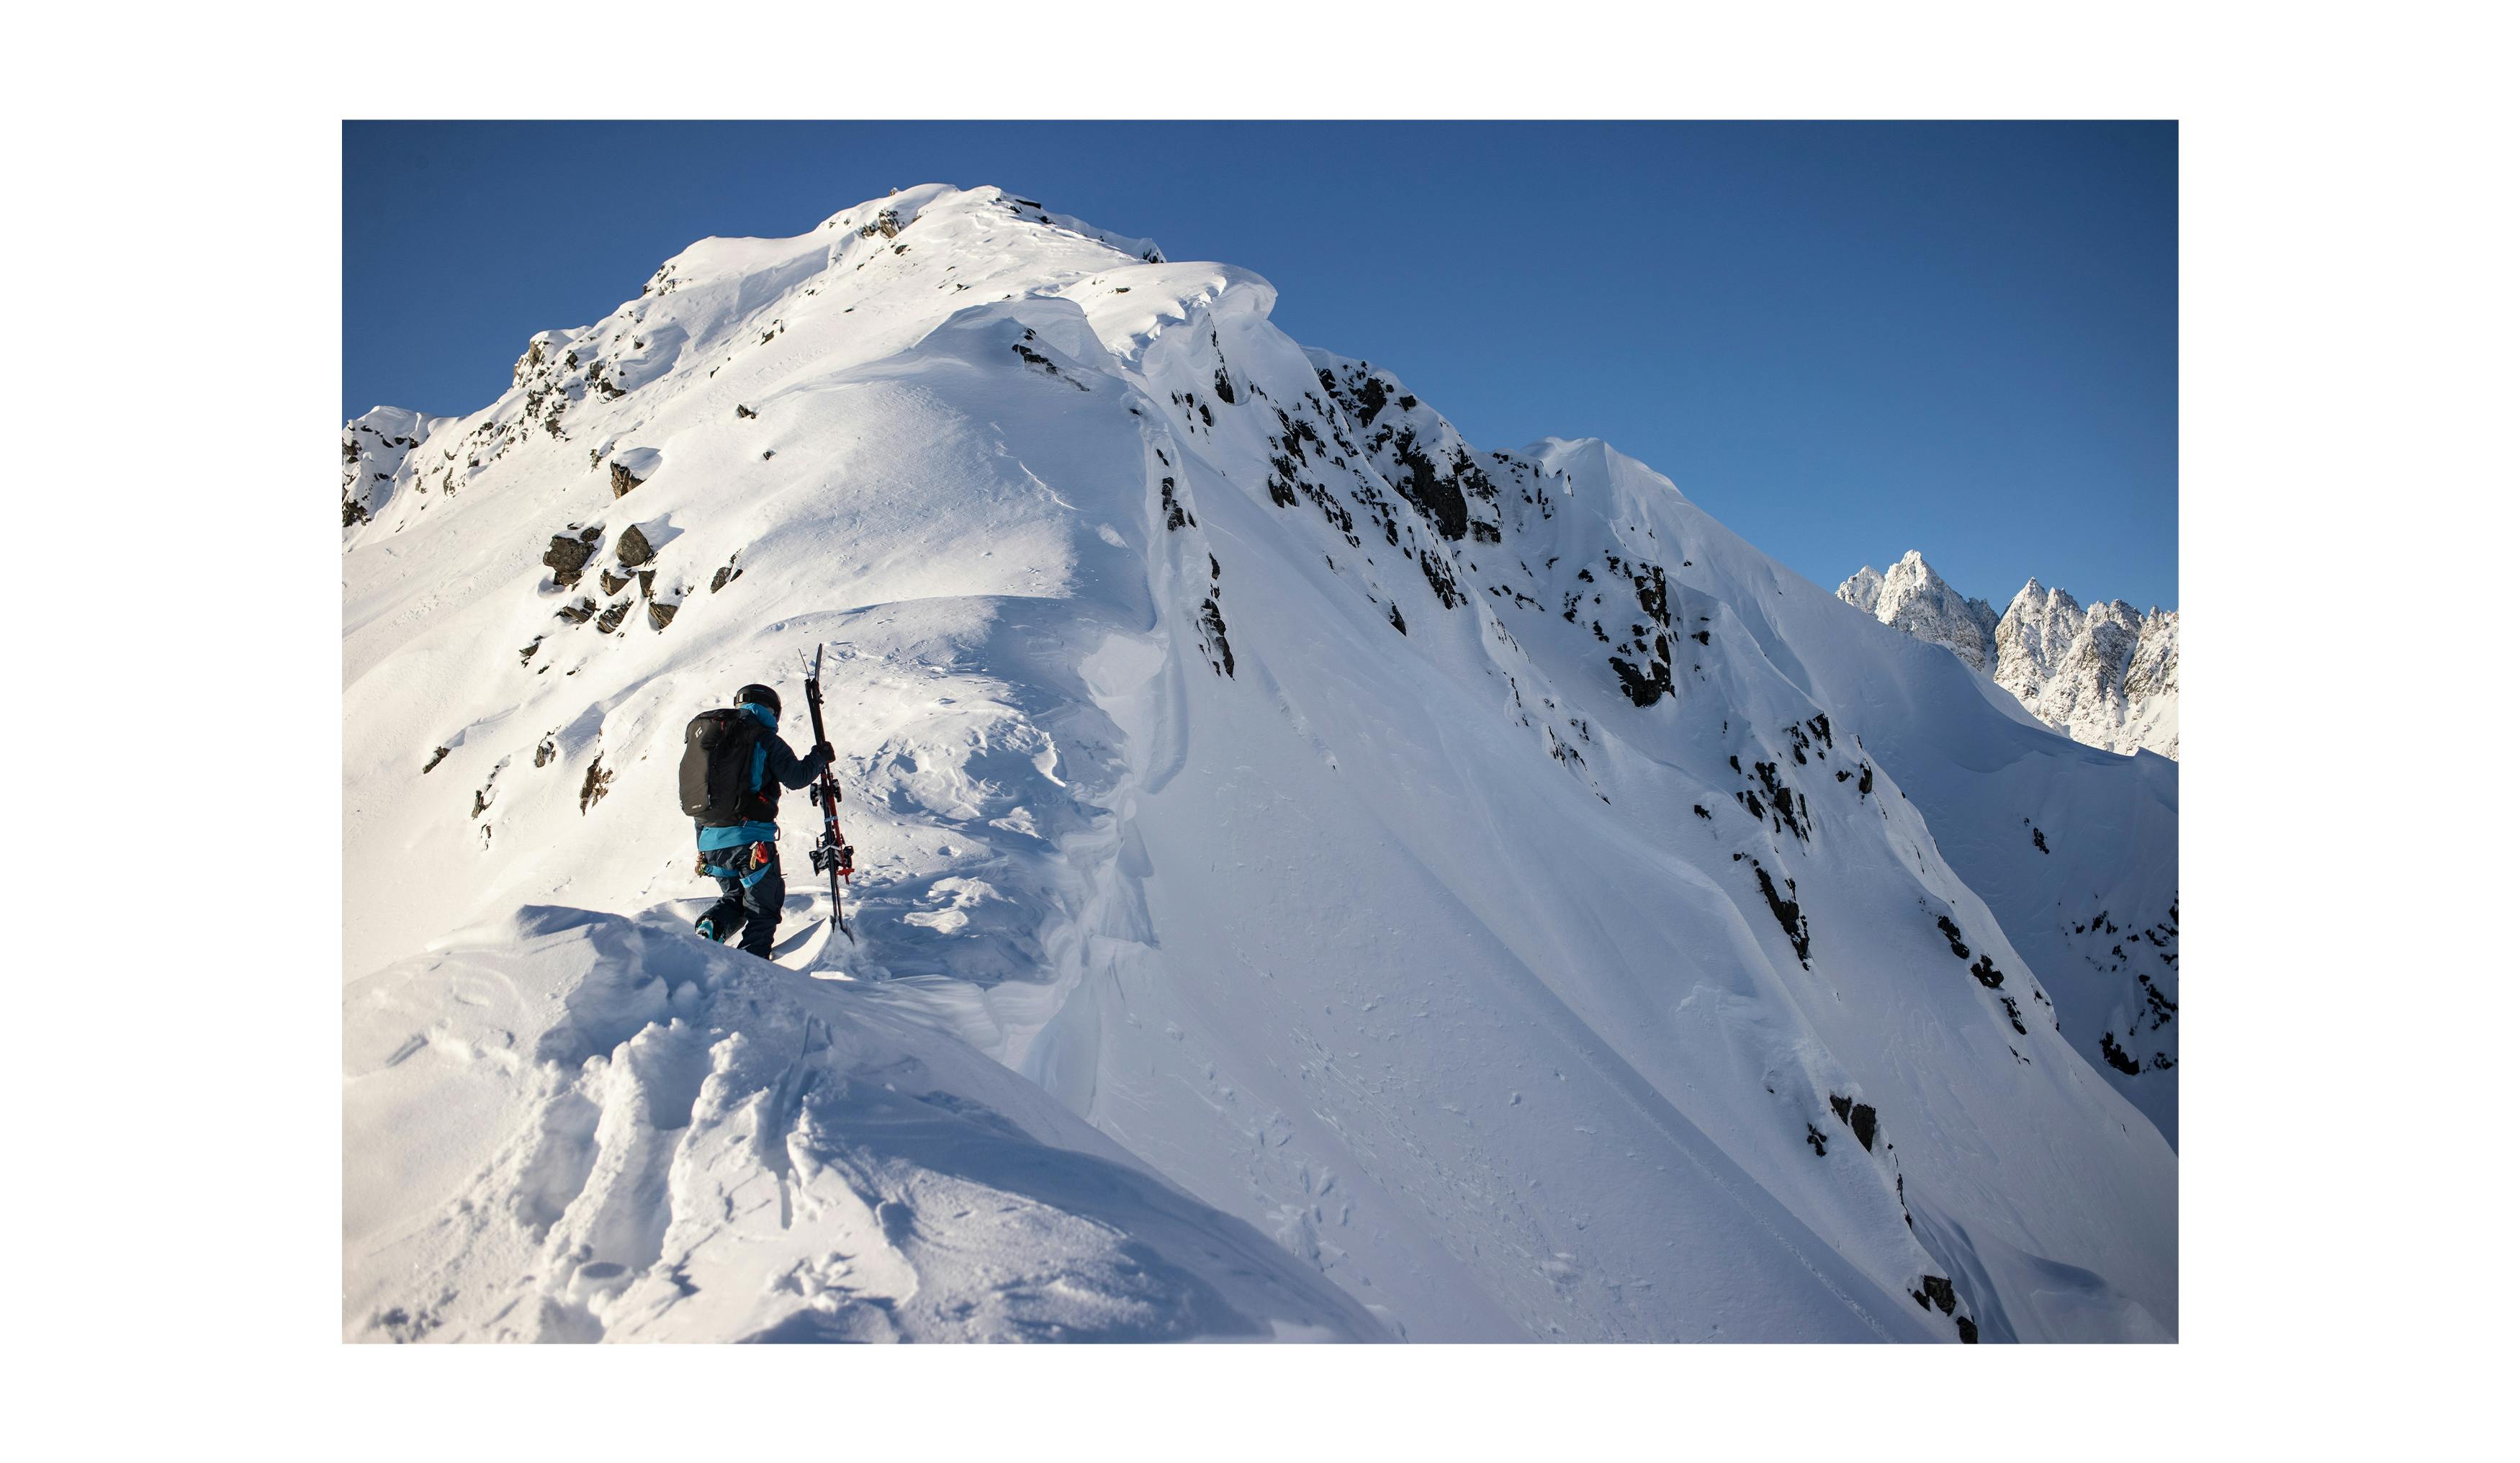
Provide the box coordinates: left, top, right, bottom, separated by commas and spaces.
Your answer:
344, 184, 2176, 1343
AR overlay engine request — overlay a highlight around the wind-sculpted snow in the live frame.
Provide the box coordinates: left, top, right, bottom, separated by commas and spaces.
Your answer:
345, 184, 2177, 1341
344, 907, 1379, 1341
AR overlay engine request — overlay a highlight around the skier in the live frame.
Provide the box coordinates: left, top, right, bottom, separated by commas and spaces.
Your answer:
679, 683, 835, 959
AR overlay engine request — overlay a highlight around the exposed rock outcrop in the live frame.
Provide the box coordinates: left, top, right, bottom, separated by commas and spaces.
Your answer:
541, 535, 593, 587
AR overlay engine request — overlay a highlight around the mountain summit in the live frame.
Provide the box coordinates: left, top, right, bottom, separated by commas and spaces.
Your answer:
344, 184, 2177, 1343
1836, 551, 2002, 671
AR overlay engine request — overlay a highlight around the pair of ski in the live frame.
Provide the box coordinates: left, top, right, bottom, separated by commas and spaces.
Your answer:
801, 644, 855, 943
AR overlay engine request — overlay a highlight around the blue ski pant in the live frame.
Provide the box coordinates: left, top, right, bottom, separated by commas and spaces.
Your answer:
699, 845, 786, 958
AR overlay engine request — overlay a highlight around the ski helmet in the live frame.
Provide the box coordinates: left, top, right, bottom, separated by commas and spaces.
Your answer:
735, 683, 780, 716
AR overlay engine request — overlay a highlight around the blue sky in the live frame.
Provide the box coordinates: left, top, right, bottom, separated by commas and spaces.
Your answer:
345, 122, 2176, 610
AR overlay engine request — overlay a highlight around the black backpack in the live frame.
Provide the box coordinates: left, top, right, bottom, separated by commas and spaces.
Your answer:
680, 708, 766, 824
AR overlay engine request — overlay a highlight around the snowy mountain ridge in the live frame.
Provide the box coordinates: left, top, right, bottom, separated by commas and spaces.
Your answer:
344, 184, 2177, 1343
1838, 552, 2179, 760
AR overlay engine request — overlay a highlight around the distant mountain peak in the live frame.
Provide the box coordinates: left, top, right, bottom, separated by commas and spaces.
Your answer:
1842, 557, 2177, 760
1838, 552, 1999, 672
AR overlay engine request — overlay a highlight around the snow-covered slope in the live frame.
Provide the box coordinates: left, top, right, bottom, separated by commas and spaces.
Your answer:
1839, 554, 2179, 760
345, 184, 2177, 1342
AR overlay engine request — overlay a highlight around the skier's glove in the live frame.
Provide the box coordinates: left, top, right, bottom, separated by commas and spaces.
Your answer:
811, 741, 835, 764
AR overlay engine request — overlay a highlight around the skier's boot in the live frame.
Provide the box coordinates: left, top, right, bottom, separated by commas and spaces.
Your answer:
696, 914, 725, 942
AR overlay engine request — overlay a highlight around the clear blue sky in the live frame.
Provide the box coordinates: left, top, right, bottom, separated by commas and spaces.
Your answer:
345, 122, 2176, 610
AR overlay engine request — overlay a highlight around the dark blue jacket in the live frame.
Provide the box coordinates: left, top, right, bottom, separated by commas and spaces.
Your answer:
693, 702, 832, 852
